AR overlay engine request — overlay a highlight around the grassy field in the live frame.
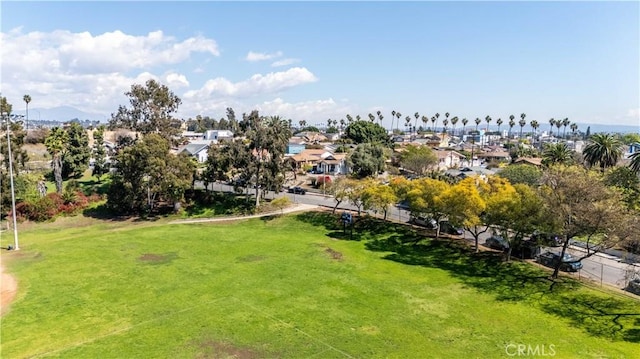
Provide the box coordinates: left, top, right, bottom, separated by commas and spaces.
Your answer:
1, 211, 639, 358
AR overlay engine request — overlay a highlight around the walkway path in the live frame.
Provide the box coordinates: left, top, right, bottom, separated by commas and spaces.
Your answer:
168, 203, 320, 224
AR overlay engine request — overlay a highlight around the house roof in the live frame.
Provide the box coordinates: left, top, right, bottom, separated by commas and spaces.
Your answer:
434, 150, 465, 159
476, 151, 510, 158
180, 143, 209, 155
514, 157, 542, 166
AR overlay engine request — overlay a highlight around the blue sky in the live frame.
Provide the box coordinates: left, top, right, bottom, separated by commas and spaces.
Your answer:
1, 1, 638, 129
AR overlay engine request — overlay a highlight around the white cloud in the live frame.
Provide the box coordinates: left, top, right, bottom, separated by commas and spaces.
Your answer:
183, 67, 318, 99
627, 108, 640, 120
246, 50, 283, 62
271, 58, 300, 67
164, 72, 190, 88
253, 97, 354, 124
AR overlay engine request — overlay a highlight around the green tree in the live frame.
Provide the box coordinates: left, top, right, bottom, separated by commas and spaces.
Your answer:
540, 166, 636, 279
582, 133, 623, 171
406, 177, 449, 239
23, 94, 31, 131
604, 166, 640, 210
347, 143, 386, 178
62, 122, 91, 179
497, 164, 543, 187
398, 144, 437, 176
344, 121, 390, 146
44, 127, 69, 194
541, 143, 574, 167
107, 134, 195, 214
92, 125, 108, 182
109, 79, 182, 140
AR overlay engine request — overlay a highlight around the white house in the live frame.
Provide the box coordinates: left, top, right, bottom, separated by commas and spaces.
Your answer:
179, 143, 210, 163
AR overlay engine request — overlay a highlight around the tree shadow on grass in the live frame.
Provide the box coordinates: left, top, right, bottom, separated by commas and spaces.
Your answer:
365, 238, 640, 343
294, 212, 640, 343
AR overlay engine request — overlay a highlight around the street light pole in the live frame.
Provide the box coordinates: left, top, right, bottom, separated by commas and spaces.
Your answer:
4, 112, 19, 250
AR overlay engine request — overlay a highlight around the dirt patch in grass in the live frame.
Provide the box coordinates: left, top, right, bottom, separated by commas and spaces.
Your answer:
138, 252, 178, 264
324, 247, 343, 260
193, 340, 265, 359
1, 263, 17, 316
237, 255, 267, 263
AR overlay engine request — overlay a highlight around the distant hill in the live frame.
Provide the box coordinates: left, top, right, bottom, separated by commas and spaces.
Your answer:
13, 106, 108, 123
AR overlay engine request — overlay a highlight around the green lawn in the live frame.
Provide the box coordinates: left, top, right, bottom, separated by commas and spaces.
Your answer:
1, 212, 639, 358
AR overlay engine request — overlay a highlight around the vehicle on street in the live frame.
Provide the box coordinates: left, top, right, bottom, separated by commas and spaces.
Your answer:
625, 278, 640, 295
485, 236, 510, 251
409, 215, 438, 229
530, 232, 563, 247
439, 221, 464, 236
537, 251, 583, 272
288, 186, 306, 195
511, 240, 541, 259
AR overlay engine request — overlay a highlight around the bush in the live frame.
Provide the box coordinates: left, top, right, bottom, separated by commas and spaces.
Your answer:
13, 191, 100, 222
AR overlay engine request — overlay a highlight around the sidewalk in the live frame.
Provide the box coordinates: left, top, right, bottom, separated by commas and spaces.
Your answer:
168, 203, 319, 225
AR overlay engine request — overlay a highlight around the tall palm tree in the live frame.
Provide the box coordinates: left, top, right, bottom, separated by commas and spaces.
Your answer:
339, 118, 345, 132
421, 115, 428, 132
451, 116, 459, 137
45, 127, 69, 194
484, 116, 492, 145
346, 114, 353, 125
377, 111, 384, 128
444, 112, 450, 131
414, 112, 419, 134
508, 118, 515, 140
442, 118, 449, 137
630, 152, 640, 174
471, 118, 481, 165
530, 120, 539, 148
496, 118, 503, 138
434, 113, 440, 132
570, 123, 578, 143
542, 143, 574, 167
368, 113, 375, 123
431, 116, 436, 132
582, 133, 623, 171
355, 115, 361, 122
518, 113, 526, 141
461, 118, 468, 138
23, 94, 31, 131
548, 118, 556, 137
391, 110, 396, 132
404, 116, 411, 133
561, 118, 570, 139
555, 120, 562, 138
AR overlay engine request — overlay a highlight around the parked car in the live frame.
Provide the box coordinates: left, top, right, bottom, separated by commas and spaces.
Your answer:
287, 186, 306, 195
485, 236, 510, 251
537, 251, 583, 272
530, 232, 563, 247
409, 215, 438, 229
625, 278, 640, 295
511, 240, 541, 259
439, 221, 464, 236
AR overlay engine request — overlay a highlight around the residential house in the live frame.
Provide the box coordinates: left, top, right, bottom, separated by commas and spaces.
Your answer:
513, 157, 542, 167
317, 153, 349, 175
179, 143, 210, 163
433, 149, 465, 170
445, 166, 495, 181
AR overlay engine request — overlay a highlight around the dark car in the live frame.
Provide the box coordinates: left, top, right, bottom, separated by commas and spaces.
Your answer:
485, 236, 510, 251
530, 232, 563, 247
288, 186, 306, 195
625, 278, 640, 295
439, 221, 464, 236
537, 251, 583, 272
511, 240, 541, 259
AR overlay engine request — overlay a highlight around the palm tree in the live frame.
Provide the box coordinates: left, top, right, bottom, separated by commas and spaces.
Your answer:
431, 116, 436, 132
377, 111, 384, 128
471, 118, 481, 165
582, 133, 623, 171
421, 115, 428, 133
391, 110, 396, 132
542, 143, 574, 166
555, 120, 562, 138
368, 113, 375, 123
461, 118, 468, 138
570, 123, 578, 145
346, 114, 353, 125
451, 116, 459, 137
508, 118, 515, 141
561, 118, 570, 139
395, 112, 402, 132
442, 118, 449, 137
298, 120, 307, 129
404, 116, 411, 133
45, 127, 69, 194
355, 115, 361, 122
530, 120, 539, 148
548, 118, 556, 137
484, 116, 492, 145
414, 112, 419, 134
518, 113, 526, 141
434, 113, 440, 132
23, 94, 31, 131
339, 118, 345, 132
496, 118, 503, 138
630, 152, 640, 174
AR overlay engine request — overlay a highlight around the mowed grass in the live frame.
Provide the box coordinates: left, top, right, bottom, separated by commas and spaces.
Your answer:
1, 212, 639, 358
